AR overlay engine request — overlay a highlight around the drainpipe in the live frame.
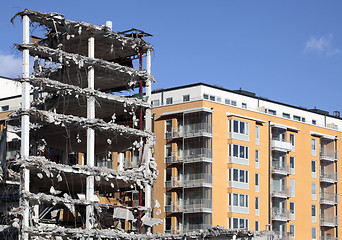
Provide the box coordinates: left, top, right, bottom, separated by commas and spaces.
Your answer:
335, 138, 338, 238
268, 121, 272, 231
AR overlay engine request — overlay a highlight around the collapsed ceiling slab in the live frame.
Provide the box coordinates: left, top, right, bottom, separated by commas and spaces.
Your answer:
16, 44, 150, 91
11, 10, 153, 61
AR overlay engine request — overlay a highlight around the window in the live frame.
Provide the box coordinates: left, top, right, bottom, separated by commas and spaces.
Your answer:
312, 120, 317, 125
293, 115, 301, 121
302, 117, 306, 122
255, 197, 259, 210
231, 193, 248, 208
232, 218, 248, 230
231, 100, 237, 106
232, 120, 249, 135
255, 150, 259, 169
290, 156, 295, 174
1, 105, 9, 112
225, 99, 230, 105
183, 95, 190, 102
152, 99, 160, 107
290, 202, 295, 216
242, 103, 247, 109
231, 169, 249, 184
203, 94, 209, 100
230, 144, 249, 160
312, 138, 316, 156
166, 97, 173, 105
165, 217, 171, 232
290, 225, 295, 238
210, 95, 215, 101
311, 161, 316, 178
312, 227, 317, 240
290, 179, 295, 197
217, 97, 222, 102
255, 221, 259, 231
311, 205, 316, 217
289, 134, 295, 151
255, 126, 260, 145
282, 113, 290, 119
255, 174, 259, 186
268, 109, 276, 115
312, 182, 316, 200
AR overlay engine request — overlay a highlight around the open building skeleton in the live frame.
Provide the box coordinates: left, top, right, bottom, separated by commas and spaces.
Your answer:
0, 10, 279, 240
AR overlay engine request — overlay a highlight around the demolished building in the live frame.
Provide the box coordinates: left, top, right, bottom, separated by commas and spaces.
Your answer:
1, 9, 158, 239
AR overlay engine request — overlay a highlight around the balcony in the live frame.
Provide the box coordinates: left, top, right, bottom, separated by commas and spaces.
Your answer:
320, 150, 338, 162
165, 152, 183, 164
320, 192, 339, 205
183, 148, 212, 163
271, 161, 290, 175
271, 187, 290, 198
183, 224, 211, 233
164, 202, 183, 213
320, 236, 339, 240
124, 158, 139, 169
320, 171, 338, 183
183, 199, 212, 213
183, 123, 212, 138
165, 127, 183, 140
271, 137, 292, 152
320, 214, 338, 227
165, 226, 183, 235
271, 208, 289, 222
183, 173, 212, 188
165, 176, 183, 188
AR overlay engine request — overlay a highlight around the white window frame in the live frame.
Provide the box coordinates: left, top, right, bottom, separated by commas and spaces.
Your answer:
255, 126, 260, 145
255, 150, 260, 169
311, 160, 316, 178
255, 173, 259, 192
152, 99, 160, 107
228, 144, 249, 166
290, 202, 295, 220
229, 193, 249, 214
231, 218, 249, 230
312, 227, 317, 240
290, 179, 295, 197
311, 204, 316, 223
290, 133, 295, 152
290, 224, 295, 238
255, 197, 259, 216
182, 94, 190, 102
312, 138, 317, 156
290, 156, 295, 175
166, 97, 173, 105
312, 182, 317, 200
229, 119, 249, 141
229, 168, 249, 190
255, 221, 259, 231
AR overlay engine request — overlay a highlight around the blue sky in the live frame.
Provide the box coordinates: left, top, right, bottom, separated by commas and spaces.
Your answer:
1, 1, 342, 114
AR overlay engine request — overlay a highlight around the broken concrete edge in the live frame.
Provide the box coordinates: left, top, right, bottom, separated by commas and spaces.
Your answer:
12, 156, 155, 185
11, 9, 153, 52
12, 76, 151, 109
9, 108, 155, 139
15, 43, 151, 82
19, 225, 276, 239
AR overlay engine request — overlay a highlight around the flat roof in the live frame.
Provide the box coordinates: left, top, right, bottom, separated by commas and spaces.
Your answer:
152, 82, 341, 120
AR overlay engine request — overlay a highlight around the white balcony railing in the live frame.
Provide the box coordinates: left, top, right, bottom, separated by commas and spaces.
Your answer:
320, 214, 338, 227
271, 161, 290, 175
320, 150, 338, 162
320, 192, 339, 205
271, 187, 290, 198
271, 208, 289, 222
183, 199, 212, 213
320, 171, 338, 183
271, 138, 292, 152
183, 173, 212, 188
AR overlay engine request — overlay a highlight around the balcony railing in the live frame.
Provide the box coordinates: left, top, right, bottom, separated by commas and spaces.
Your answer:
183, 199, 212, 213
271, 161, 290, 175
183, 173, 212, 188
271, 208, 289, 221
320, 236, 339, 240
165, 176, 183, 188
320, 192, 339, 205
124, 157, 139, 169
164, 202, 183, 213
165, 127, 183, 139
320, 150, 338, 162
183, 148, 213, 163
183, 123, 212, 138
320, 171, 338, 183
271, 137, 292, 152
183, 224, 211, 233
320, 214, 338, 227
271, 187, 290, 198
165, 152, 183, 164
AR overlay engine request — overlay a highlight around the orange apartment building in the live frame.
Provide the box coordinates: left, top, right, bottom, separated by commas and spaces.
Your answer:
151, 83, 341, 240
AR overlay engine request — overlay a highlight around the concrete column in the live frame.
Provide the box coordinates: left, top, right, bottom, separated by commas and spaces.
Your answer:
86, 36, 95, 232
20, 14, 30, 240
117, 152, 124, 171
